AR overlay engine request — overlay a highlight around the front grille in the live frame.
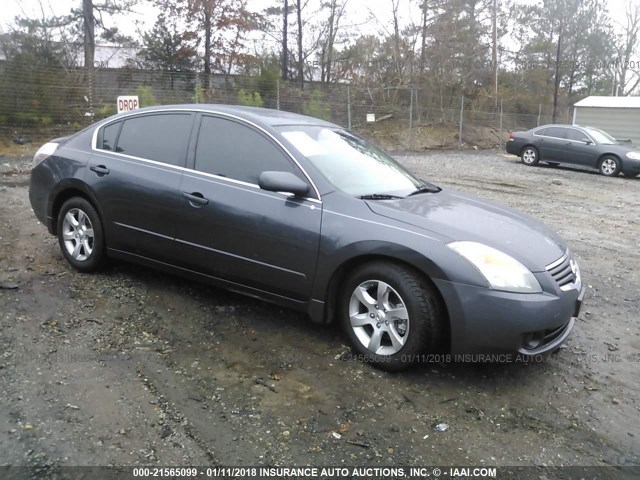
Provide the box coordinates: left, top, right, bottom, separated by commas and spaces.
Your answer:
546, 251, 577, 289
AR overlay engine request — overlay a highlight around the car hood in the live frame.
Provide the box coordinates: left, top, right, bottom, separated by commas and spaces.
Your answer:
603, 143, 640, 154
366, 188, 566, 271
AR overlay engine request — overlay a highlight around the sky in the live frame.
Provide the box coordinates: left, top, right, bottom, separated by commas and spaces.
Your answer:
0, 0, 636, 44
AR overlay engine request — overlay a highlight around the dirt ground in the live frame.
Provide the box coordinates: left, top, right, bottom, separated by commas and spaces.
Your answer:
1, 149, 639, 473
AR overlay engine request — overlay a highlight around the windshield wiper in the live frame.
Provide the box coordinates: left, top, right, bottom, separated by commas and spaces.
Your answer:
359, 193, 404, 200
407, 182, 441, 196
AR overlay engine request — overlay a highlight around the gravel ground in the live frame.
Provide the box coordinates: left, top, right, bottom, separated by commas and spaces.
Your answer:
0, 150, 639, 472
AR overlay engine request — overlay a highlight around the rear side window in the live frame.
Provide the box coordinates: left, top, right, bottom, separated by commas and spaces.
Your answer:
544, 127, 567, 139
100, 121, 121, 151
533, 128, 547, 136
194, 116, 299, 184
116, 113, 193, 167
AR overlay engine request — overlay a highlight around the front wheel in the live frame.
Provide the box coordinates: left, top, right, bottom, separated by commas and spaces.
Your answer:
57, 197, 105, 272
521, 146, 539, 166
599, 156, 621, 176
340, 262, 443, 371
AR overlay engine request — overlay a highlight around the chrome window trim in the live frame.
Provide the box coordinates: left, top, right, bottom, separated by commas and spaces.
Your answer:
182, 172, 321, 208
93, 149, 186, 174
90, 107, 323, 203
532, 126, 595, 145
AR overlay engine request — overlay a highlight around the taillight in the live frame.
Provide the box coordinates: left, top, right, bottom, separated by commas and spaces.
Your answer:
508, 132, 515, 141
33, 142, 58, 167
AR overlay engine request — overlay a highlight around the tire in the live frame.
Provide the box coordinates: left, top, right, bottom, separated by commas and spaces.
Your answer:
339, 261, 443, 372
57, 197, 105, 272
599, 156, 621, 176
547, 162, 559, 167
521, 146, 539, 166
622, 172, 639, 178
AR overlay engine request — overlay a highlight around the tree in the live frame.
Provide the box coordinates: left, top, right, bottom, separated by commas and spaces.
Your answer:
73, 0, 137, 67
155, 0, 259, 76
613, 1, 640, 95
515, 0, 613, 121
138, 14, 197, 72
0, 17, 80, 126
282, 0, 289, 80
318, 0, 349, 83
296, 0, 304, 87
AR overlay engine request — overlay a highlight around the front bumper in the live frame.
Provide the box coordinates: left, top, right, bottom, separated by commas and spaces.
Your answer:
433, 277, 584, 356
622, 158, 640, 175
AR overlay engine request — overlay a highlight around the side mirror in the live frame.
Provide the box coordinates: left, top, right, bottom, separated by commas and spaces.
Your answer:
584, 140, 592, 145
259, 171, 310, 197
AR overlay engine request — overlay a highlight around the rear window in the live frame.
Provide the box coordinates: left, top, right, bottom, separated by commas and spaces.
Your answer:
112, 113, 193, 167
544, 127, 567, 139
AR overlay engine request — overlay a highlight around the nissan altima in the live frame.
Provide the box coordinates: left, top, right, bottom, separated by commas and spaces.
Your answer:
30, 105, 585, 371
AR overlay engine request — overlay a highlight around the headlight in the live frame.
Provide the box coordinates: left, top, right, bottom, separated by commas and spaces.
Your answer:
625, 151, 640, 160
447, 241, 542, 293
33, 142, 58, 167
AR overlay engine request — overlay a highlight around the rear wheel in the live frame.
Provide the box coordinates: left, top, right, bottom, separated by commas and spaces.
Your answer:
57, 197, 105, 272
340, 262, 443, 371
599, 156, 620, 176
521, 146, 539, 166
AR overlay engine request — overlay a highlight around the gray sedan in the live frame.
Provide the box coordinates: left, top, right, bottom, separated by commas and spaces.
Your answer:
507, 124, 640, 177
30, 105, 584, 371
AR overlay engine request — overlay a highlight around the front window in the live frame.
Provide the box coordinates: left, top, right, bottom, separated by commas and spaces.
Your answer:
583, 127, 616, 145
278, 126, 423, 197
195, 116, 301, 185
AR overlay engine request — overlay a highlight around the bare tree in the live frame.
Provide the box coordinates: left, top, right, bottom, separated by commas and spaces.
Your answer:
613, 1, 640, 95
319, 0, 348, 83
77, 0, 137, 68
296, 0, 304, 87
282, 0, 289, 79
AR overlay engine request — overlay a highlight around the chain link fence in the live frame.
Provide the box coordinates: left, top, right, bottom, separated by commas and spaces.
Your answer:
0, 63, 567, 150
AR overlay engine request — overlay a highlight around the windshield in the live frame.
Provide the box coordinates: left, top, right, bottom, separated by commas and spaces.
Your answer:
278, 126, 424, 197
584, 127, 617, 145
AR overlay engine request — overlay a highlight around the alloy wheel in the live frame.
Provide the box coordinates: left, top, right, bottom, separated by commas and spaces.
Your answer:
600, 158, 618, 176
62, 208, 95, 261
348, 280, 410, 356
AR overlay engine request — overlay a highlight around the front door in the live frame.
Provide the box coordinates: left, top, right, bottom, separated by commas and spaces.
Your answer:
562, 128, 598, 167
175, 114, 322, 300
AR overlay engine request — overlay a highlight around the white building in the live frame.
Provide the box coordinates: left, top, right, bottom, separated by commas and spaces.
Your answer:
573, 96, 640, 146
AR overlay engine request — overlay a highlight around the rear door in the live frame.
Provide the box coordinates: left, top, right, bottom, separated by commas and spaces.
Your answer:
175, 114, 322, 300
536, 126, 568, 161
88, 112, 195, 262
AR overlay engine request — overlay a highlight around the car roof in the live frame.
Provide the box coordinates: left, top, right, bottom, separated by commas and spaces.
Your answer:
535, 124, 582, 129
111, 104, 337, 128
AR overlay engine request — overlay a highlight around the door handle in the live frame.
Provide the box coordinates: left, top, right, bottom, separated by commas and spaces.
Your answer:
90, 165, 110, 175
182, 191, 209, 206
